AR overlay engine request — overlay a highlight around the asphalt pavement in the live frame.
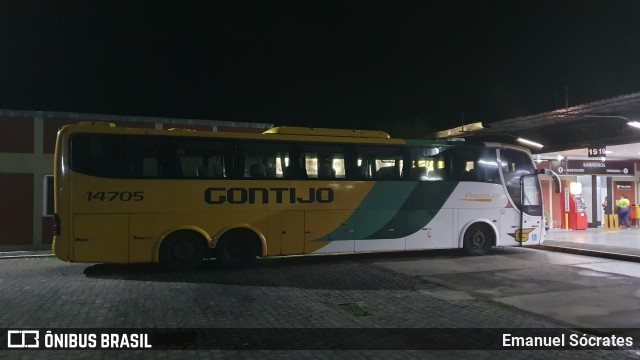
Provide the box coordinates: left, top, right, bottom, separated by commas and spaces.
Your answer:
1, 229, 640, 359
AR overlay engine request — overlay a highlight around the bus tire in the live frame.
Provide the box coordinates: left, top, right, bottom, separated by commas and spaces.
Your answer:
462, 223, 493, 256
215, 228, 260, 268
159, 230, 207, 270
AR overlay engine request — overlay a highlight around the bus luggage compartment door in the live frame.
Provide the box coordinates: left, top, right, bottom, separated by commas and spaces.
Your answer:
304, 210, 355, 254
129, 213, 153, 263
280, 211, 305, 255
73, 214, 129, 263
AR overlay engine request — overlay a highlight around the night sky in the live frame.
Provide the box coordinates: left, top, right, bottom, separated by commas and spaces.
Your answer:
2, 0, 640, 137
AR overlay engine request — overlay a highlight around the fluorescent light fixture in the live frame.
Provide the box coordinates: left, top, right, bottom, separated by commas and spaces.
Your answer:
627, 121, 640, 129
517, 137, 543, 148
570, 182, 582, 195
557, 155, 564, 161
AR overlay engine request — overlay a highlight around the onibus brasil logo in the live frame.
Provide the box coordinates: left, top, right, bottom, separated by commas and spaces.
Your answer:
508, 228, 536, 243
7, 330, 152, 349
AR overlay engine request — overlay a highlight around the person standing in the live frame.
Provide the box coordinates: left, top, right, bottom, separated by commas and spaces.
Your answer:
616, 195, 631, 229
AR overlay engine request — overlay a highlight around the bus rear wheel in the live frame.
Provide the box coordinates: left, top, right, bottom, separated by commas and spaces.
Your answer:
463, 223, 493, 256
159, 231, 207, 270
215, 229, 260, 268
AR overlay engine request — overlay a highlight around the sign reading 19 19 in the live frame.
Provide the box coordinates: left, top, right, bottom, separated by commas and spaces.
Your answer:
587, 146, 607, 157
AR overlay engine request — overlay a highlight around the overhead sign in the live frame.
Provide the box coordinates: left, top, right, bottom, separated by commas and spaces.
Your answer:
616, 181, 632, 189
551, 160, 635, 176
587, 146, 607, 158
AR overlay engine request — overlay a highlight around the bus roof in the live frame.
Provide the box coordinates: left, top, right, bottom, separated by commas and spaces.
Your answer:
263, 126, 391, 139
59, 122, 523, 150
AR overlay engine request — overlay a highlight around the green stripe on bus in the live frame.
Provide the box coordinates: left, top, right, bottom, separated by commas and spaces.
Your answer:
378, 181, 459, 238
313, 181, 459, 242
361, 181, 459, 239
352, 182, 417, 239
311, 182, 416, 242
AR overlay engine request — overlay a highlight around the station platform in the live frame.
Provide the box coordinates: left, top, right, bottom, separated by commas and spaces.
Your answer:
538, 228, 640, 262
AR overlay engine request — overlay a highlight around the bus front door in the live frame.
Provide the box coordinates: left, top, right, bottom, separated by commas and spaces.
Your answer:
499, 175, 543, 246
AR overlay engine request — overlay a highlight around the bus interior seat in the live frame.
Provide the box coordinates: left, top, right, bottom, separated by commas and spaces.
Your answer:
196, 166, 208, 178
211, 163, 224, 178
428, 168, 443, 180
282, 165, 292, 179
411, 166, 428, 180
464, 168, 477, 181
376, 166, 396, 180
249, 163, 266, 178
356, 164, 367, 179
265, 164, 276, 179
299, 158, 309, 179
318, 164, 336, 179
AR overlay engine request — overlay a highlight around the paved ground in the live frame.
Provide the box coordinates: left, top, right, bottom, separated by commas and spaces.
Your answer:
1, 248, 639, 359
375, 247, 640, 333
543, 228, 640, 259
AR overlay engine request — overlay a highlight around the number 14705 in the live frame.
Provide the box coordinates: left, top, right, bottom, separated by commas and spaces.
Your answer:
86, 191, 144, 202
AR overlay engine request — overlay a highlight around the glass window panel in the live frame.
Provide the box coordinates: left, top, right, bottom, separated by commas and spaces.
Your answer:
300, 145, 347, 180
242, 143, 292, 179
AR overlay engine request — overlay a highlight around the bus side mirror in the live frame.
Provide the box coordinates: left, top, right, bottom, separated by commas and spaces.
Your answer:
536, 169, 561, 193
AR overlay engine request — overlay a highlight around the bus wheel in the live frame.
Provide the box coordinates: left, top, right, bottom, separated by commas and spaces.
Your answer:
159, 231, 207, 270
463, 223, 493, 256
216, 229, 260, 268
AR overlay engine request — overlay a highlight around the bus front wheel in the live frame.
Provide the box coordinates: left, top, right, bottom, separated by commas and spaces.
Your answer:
215, 229, 260, 268
159, 231, 207, 270
462, 223, 493, 256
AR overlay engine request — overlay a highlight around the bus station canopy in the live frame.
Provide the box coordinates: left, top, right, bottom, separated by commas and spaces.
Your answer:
430, 91, 640, 155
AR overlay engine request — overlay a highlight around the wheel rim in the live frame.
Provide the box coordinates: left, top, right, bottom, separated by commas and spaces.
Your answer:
172, 240, 196, 262
221, 237, 258, 264
470, 229, 486, 249
226, 241, 241, 260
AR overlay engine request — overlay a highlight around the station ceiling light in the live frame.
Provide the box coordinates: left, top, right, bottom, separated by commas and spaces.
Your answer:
516, 137, 544, 149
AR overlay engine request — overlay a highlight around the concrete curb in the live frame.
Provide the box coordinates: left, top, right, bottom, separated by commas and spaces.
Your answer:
0, 251, 54, 260
532, 244, 640, 263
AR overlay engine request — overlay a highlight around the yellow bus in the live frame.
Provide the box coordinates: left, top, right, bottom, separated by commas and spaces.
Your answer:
53, 122, 558, 269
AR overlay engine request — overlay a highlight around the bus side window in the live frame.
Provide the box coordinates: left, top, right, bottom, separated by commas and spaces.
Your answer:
412, 167, 427, 180
464, 167, 477, 181
354, 146, 403, 180
300, 145, 348, 180
197, 156, 225, 179
249, 162, 266, 178
298, 156, 309, 179
408, 147, 445, 181
164, 137, 231, 179
448, 147, 499, 183
318, 156, 336, 179
477, 150, 499, 183
122, 137, 161, 179
211, 162, 225, 178
241, 143, 292, 179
